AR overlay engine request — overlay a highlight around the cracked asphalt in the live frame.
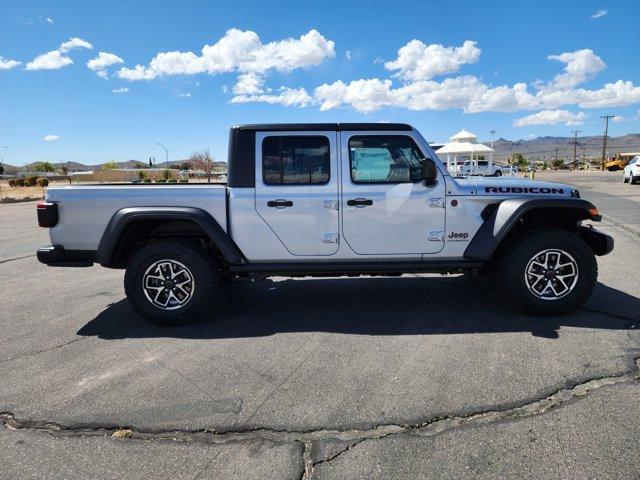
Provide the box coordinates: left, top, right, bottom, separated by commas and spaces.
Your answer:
1, 171, 639, 479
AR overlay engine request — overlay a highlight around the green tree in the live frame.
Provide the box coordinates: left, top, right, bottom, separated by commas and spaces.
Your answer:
507, 153, 528, 169
32, 161, 55, 172
551, 159, 565, 169
101, 161, 119, 170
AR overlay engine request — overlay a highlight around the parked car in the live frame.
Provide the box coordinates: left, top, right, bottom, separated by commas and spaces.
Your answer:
458, 160, 510, 177
36, 123, 613, 326
623, 156, 640, 184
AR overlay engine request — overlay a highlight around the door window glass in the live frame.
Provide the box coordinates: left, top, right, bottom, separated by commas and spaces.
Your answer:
349, 136, 425, 183
262, 136, 330, 185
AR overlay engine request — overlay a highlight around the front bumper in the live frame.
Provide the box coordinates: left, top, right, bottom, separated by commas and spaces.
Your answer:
37, 245, 95, 267
578, 226, 614, 256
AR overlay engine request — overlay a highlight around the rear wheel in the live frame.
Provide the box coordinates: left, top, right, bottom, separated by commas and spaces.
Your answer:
495, 170, 502, 177
498, 228, 597, 315
124, 239, 217, 326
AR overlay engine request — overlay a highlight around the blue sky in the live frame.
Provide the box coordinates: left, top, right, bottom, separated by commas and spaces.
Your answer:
1, 0, 639, 165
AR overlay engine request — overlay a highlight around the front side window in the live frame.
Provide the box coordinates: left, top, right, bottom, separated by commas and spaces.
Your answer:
262, 136, 330, 185
349, 136, 426, 183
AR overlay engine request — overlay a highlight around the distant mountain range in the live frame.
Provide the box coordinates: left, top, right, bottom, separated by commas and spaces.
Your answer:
487, 134, 640, 163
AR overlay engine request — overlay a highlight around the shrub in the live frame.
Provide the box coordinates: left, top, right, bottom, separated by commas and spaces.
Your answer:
36, 177, 50, 187
24, 175, 39, 187
179, 179, 188, 183
156, 178, 167, 183
163, 169, 171, 180
143, 178, 152, 183
168, 178, 178, 183
8, 179, 16, 187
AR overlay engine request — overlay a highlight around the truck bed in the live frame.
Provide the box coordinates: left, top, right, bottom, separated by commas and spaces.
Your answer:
45, 184, 227, 251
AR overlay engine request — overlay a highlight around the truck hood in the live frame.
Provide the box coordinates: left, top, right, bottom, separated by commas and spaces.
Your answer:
452, 176, 575, 197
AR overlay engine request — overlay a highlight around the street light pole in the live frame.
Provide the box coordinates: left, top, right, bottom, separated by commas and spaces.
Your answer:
156, 143, 168, 166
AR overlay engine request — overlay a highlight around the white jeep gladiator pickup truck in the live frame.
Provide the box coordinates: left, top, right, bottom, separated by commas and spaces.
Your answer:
36, 123, 613, 326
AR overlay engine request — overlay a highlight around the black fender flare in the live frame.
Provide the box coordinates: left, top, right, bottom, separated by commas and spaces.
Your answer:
464, 198, 600, 262
96, 207, 245, 267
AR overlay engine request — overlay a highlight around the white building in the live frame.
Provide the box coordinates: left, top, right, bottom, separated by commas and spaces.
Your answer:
435, 129, 494, 175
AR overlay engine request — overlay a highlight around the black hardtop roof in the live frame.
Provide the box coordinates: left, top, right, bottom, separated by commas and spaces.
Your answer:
232, 123, 412, 132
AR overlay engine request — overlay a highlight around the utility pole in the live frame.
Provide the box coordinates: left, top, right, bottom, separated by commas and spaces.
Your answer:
571, 130, 582, 171
600, 115, 614, 171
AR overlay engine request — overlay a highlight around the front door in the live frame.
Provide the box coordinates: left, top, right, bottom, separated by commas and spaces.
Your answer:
255, 131, 340, 256
340, 132, 446, 255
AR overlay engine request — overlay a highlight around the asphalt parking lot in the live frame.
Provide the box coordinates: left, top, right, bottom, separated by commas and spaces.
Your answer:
1, 171, 639, 479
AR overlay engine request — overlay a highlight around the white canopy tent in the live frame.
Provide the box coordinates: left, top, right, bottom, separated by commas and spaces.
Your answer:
435, 129, 495, 175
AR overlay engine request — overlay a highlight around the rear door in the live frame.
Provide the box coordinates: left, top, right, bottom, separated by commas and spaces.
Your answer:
340, 131, 446, 255
254, 131, 340, 256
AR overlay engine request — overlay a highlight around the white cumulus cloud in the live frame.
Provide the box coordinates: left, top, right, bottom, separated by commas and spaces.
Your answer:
112, 87, 129, 94
0, 55, 21, 70
42, 134, 61, 141
513, 110, 586, 127
59, 37, 93, 53
117, 28, 335, 84
26, 51, 74, 70
87, 51, 124, 78
26, 37, 93, 71
385, 40, 481, 81
591, 9, 608, 19
545, 49, 605, 90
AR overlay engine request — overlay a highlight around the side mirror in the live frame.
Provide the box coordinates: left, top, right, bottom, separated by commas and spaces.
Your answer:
421, 159, 438, 186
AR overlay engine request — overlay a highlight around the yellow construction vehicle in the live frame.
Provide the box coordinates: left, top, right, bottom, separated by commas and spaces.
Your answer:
605, 152, 640, 171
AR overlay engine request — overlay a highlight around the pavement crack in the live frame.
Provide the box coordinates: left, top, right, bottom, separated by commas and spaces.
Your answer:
0, 337, 85, 365
2, 357, 639, 470
0, 254, 36, 265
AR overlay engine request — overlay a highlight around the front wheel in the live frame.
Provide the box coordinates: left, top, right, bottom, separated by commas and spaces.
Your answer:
623, 173, 629, 183
498, 228, 597, 315
124, 239, 217, 326
495, 170, 502, 177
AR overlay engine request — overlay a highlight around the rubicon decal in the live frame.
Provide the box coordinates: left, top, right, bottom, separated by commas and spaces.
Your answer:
484, 186, 565, 194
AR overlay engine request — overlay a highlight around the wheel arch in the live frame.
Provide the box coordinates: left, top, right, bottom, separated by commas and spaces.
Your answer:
464, 198, 601, 262
96, 207, 245, 268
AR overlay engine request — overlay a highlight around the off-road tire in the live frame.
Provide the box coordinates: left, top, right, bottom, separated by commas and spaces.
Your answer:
124, 238, 217, 326
495, 170, 502, 177
632, 176, 639, 185
498, 227, 597, 315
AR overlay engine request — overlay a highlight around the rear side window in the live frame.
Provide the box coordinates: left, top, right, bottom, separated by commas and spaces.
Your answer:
349, 136, 425, 183
262, 136, 330, 185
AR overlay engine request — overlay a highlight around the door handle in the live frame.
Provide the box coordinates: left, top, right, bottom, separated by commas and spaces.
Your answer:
347, 198, 373, 208
267, 199, 293, 208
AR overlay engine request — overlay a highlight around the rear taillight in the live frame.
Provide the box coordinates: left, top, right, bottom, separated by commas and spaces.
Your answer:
37, 202, 58, 228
